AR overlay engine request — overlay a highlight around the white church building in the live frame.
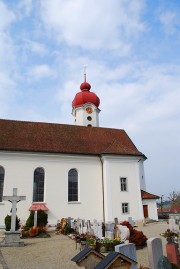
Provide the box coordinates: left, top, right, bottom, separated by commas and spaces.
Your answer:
0, 75, 159, 227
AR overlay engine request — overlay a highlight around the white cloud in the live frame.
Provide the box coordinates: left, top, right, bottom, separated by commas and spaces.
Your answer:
39, 0, 145, 53
28, 64, 56, 80
158, 10, 180, 35
24, 39, 48, 55
0, 1, 15, 30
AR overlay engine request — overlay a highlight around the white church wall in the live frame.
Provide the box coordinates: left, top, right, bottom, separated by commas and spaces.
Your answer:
102, 156, 144, 222
139, 160, 146, 190
142, 199, 158, 221
0, 152, 103, 226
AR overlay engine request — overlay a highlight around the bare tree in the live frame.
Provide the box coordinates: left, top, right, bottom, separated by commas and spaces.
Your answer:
168, 191, 180, 206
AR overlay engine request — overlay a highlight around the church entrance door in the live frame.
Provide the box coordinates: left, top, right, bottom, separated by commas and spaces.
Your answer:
143, 205, 148, 218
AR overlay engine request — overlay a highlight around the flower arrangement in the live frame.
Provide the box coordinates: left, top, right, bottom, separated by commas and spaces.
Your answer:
96, 237, 122, 252
160, 229, 179, 243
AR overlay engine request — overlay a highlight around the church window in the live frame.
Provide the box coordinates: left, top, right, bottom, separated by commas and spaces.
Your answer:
122, 203, 129, 214
68, 169, 78, 202
120, 177, 127, 191
33, 167, 45, 202
87, 116, 92, 121
0, 166, 5, 202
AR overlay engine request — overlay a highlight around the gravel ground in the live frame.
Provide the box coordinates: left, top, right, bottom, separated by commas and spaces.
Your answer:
0, 221, 175, 269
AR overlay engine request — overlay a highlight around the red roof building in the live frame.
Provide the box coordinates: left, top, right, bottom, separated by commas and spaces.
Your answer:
0, 76, 160, 226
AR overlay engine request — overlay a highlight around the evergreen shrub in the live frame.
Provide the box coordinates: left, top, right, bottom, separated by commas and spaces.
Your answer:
4, 214, 20, 231
25, 210, 48, 230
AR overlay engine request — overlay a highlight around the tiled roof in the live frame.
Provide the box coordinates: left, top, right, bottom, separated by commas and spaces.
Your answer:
71, 247, 104, 262
170, 205, 180, 213
0, 119, 146, 157
141, 190, 160, 200
94, 252, 137, 269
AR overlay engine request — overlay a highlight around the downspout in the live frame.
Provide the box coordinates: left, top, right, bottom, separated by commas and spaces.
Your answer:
100, 156, 105, 224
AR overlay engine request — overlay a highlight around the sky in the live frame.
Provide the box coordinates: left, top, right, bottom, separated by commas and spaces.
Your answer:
0, 0, 179, 199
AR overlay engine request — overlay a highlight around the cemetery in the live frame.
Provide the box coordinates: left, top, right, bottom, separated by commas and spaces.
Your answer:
0, 192, 180, 268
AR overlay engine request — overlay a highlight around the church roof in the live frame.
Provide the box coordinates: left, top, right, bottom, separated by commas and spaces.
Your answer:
0, 119, 146, 158
141, 190, 160, 199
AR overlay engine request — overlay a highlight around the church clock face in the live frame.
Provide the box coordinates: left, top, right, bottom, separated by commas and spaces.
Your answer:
86, 107, 93, 114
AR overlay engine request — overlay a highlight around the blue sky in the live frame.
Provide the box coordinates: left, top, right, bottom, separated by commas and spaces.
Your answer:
0, 0, 180, 199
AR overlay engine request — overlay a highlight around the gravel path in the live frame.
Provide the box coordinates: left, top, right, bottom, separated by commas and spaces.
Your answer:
0, 221, 174, 269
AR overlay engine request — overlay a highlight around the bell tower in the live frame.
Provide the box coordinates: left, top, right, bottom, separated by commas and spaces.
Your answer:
72, 70, 100, 127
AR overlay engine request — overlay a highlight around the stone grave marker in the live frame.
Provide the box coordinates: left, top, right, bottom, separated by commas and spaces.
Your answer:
114, 217, 118, 224
166, 241, 180, 267
147, 238, 163, 269
169, 218, 176, 231
93, 220, 99, 237
1, 188, 26, 246
157, 256, 172, 269
97, 225, 102, 238
68, 217, 73, 227
128, 217, 135, 227
105, 223, 114, 232
87, 220, 91, 233
105, 231, 114, 239
117, 225, 130, 241
115, 242, 137, 269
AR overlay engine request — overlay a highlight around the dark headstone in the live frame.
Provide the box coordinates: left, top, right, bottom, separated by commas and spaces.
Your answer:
157, 256, 172, 269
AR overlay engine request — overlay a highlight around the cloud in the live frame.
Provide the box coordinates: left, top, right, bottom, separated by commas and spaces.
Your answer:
0, 1, 15, 30
158, 9, 180, 35
39, 0, 145, 53
27, 64, 56, 80
24, 39, 48, 55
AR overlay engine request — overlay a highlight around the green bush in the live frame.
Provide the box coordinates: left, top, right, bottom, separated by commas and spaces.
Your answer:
4, 215, 20, 231
25, 210, 48, 230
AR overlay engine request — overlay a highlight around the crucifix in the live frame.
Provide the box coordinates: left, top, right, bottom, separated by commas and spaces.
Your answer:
83, 64, 88, 82
3, 188, 26, 232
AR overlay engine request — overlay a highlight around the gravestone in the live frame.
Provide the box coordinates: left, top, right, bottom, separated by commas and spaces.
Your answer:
87, 220, 91, 233
105, 231, 114, 239
1, 188, 26, 247
157, 256, 172, 269
115, 242, 137, 269
169, 218, 176, 231
117, 225, 130, 241
147, 238, 163, 269
68, 217, 73, 227
97, 226, 102, 238
128, 217, 135, 227
93, 220, 99, 237
166, 242, 180, 267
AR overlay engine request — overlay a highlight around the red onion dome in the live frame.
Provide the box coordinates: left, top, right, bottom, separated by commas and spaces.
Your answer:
72, 91, 100, 108
72, 80, 100, 108
80, 81, 91, 91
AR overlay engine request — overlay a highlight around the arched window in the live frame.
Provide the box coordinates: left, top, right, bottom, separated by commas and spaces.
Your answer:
33, 167, 44, 202
68, 169, 78, 202
0, 166, 5, 202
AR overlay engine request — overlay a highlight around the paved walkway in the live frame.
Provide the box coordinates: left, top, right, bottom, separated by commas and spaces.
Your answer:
0, 221, 172, 269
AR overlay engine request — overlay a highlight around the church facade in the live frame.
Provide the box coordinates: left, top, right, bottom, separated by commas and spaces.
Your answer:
0, 76, 159, 227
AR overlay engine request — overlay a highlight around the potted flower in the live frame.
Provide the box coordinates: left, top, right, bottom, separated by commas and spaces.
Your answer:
87, 237, 96, 249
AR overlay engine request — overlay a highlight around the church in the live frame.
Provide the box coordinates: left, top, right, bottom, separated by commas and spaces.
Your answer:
0, 73, 159, 227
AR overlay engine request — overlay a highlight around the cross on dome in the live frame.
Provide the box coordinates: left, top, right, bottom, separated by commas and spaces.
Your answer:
80, 64, 91, 91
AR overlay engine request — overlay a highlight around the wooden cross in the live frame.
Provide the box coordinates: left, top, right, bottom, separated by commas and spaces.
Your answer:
3, 188, 26, 232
